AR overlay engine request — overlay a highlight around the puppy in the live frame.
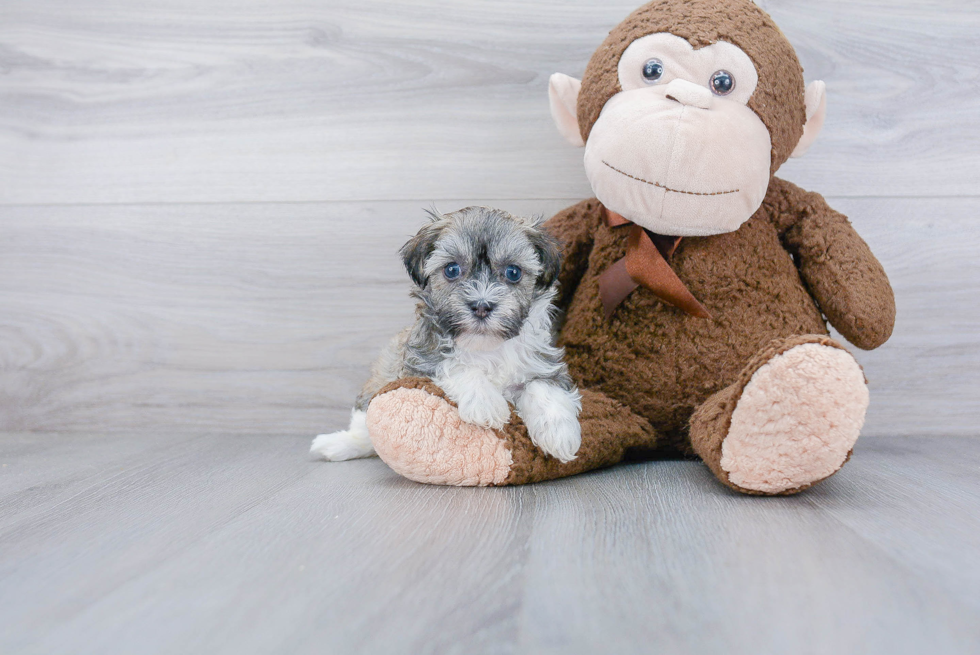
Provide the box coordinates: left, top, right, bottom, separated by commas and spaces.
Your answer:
311, 206, 582, 463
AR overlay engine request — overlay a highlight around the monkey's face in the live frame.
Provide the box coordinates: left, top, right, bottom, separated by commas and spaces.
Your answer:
549, 7, 826, 238
583, 34, 771, 237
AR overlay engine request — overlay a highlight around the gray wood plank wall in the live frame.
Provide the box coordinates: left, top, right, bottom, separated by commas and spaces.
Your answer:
1, 0, 978, 436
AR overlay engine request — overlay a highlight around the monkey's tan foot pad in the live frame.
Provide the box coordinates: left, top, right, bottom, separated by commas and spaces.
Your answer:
694, 336, 868, 495
365, 378, 514, 486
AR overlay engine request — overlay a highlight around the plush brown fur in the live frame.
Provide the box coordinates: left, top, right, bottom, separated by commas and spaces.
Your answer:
550, 178, 894, 457
364, 0, 896, 495
371, 376, 660, 485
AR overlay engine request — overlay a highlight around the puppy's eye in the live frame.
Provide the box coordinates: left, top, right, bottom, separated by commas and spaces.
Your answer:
642, 58, 664, 84
710, 70, 735, 96
504, 265, 522, 283
444, 262, 461, 280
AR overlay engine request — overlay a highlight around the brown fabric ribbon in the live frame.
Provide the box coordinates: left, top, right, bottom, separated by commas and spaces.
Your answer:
598, 207, 712, 321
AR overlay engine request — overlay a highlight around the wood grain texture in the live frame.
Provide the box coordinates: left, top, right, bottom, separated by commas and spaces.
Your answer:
0, 198, 554, 435
0, 0, 978, 204
2, 197, 977, 437
1, 432, 978, 654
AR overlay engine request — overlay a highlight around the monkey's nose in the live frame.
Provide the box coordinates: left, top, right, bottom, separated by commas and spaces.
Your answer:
664, 78, 713, 109
470, 301, 495, 319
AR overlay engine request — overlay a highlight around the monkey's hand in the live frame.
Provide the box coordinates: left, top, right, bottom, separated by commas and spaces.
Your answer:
517, 380, 583, 463
779, 183, 896, 350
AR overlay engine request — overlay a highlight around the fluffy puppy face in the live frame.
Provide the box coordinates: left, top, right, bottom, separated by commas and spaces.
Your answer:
400, 207, 561, 342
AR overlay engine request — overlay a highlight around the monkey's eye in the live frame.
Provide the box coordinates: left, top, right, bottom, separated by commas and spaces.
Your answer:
504, 265, 522, 283
710, 70, 735, 96
444, 262, 461, 280
641, 58, 664, 84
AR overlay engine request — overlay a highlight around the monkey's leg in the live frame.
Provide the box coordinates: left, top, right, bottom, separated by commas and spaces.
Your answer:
689, 334, 868, 495
365, 378, 658, 486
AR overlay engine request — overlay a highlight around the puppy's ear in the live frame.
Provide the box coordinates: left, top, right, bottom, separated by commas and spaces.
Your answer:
400, 221, 443, 289
528, 227, 563, 290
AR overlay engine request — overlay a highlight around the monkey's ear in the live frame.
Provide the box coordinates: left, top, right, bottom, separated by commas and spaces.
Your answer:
791, 81, 827, 158
399, 222, 443, 289
529, 229, 563, 290
548, 73, 586, 147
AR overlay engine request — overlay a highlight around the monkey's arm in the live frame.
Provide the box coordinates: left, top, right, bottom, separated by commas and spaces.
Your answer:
770, 178, 895, 350
544, 199, 602, 312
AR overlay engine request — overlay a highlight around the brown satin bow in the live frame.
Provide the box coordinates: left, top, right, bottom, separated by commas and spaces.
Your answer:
598, 207, 712, 321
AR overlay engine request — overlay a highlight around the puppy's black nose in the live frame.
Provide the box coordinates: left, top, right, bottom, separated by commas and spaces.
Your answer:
470, 301, 494, 319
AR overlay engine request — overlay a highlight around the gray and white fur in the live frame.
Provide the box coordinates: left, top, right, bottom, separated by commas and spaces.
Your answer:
311, 206, 583, 463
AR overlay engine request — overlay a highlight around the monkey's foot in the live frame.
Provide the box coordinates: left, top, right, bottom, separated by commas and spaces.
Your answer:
690, 335, 868, 495
366, 378, 513, 486
366, 378, 658, 486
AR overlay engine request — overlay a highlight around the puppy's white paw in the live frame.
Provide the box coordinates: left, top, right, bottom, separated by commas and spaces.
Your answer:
456, 390, 511, 430
310, 410, 375, 461
518, 381, 582, 463
527, 411, 581, 463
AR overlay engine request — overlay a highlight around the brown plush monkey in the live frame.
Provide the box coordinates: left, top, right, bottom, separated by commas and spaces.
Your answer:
365, 0, 895, 494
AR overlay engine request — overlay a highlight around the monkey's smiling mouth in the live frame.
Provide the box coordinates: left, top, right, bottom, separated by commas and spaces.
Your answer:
602, 160, 739, 196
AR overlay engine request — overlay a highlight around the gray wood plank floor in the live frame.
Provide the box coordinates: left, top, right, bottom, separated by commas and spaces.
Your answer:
1, 433, 979, 655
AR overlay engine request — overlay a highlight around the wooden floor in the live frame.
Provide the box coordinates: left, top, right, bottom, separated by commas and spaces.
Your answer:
1, 434, 978, 654
2, 0, 980, 653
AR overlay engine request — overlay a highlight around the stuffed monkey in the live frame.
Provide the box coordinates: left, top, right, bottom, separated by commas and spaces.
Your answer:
365, 0, 895, 495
